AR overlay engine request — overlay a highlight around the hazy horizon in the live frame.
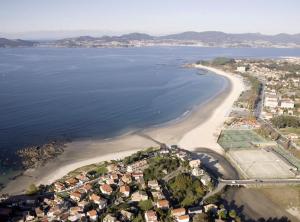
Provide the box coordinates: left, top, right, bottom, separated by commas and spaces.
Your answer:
1, 0, 300, 39
1, 30, 300, 41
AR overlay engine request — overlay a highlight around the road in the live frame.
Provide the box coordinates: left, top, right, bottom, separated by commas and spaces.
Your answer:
220, 178, 300, 186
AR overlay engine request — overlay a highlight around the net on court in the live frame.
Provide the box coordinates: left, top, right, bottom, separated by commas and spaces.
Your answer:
218, 129, 266, 150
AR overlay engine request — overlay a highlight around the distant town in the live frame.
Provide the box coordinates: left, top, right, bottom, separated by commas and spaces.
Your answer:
1, 31, 300, 48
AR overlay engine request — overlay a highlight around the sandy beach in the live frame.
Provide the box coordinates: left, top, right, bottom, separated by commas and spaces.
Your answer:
1, 65, 245, 195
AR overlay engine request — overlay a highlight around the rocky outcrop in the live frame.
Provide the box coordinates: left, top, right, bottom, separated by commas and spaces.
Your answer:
17, 141, 65, 169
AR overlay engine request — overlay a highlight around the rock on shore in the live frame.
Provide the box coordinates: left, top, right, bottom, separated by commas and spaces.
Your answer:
17, 141, 65, 169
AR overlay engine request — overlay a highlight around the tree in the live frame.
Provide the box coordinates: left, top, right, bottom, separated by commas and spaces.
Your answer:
193, 213, 209, 222
132, 212, 144, 222
229, 209, 237, 218
26, 184, 38, 195
168, 173, 206, 207
138, 200, 153, 211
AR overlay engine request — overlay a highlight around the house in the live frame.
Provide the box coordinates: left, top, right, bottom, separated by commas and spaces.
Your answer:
78, 200, 88, 208
151, 191, 165, 200
107, 164, 119, 172
87, 210, 98, 221
280, 99, 295, 108
89, 194, 107, 209
110, 173, 119, 181
75, 173, 88, 182
131, 191, 148, 202
145, 210, 158, 222
103, 214, 118, 222
35, 207, 44, 218
287, 133, 299, 140
121, 174, 132, 184
70, 191, 84, 202
191, 167, 204, 177
159, 147, 170, 154
69, 206, 83, 216
53, 182, 65, 192
177, 215, 190, 222
203, 204, 218, 213
100, 184, 113, 195
127, 160, 149, 173
176, 151, 188, 161
189, 159, 201, 168
68, 214, 81, 222
147, 180, 160, 190
120, 185, 130, 197
264, 95, 278, 108
132, 172, 144, 180
65, 177, 79, 187
121, 210, 133, 220
25, 213, 35, 221
106, 178, 117, 185
188, 206, 203, 214
47, 206, 61, 218
171, 208, 186, 217
82, 183, 93, 193
200, 174, 211, 186
157, 199, 169, 209
236, 66, 246, 73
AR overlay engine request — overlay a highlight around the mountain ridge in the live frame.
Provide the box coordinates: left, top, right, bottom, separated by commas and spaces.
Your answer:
2, 31, 300, 48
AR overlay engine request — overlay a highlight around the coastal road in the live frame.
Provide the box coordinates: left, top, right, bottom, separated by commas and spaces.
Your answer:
220, 178, 300, 186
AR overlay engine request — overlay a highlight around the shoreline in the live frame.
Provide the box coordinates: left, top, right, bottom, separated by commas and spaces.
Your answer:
1, 65, 245, 195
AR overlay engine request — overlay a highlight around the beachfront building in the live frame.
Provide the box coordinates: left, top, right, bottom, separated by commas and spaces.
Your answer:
127, 160, 149, 172
280, 99, 295, 108
264, 94, 279, 108
65, 177, 79, 187
236, 66, 247, 73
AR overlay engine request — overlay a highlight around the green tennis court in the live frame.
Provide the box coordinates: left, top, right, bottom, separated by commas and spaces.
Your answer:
218, 129, 266, 150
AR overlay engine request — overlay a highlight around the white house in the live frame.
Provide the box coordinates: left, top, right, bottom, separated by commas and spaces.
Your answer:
264, 95, 278, 108
280, 99, 295, 109
236, 66, 246, 73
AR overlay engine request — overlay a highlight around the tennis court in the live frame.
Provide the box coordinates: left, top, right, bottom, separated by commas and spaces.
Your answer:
218, 129, 267, 150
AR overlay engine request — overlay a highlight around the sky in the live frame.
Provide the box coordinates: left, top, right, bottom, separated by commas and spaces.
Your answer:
0, 0, 300, 38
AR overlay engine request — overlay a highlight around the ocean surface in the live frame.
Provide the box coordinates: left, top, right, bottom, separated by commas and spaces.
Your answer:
1, 47, 300, 184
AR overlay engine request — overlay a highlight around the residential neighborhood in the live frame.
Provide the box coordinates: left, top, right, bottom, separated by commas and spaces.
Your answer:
0, 147, 241, 222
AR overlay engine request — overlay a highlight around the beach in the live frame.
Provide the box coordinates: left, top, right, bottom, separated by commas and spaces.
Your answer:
1, 65, 245, 195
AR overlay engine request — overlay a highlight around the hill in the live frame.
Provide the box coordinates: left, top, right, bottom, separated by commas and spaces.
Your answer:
0, 38, 36, 47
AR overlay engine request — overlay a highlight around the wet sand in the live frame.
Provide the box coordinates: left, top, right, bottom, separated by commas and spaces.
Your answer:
1, 65, 245, 195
